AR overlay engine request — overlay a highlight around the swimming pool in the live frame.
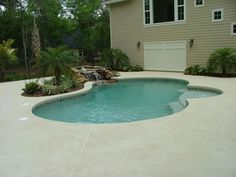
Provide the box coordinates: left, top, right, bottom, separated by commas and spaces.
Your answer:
32, 78, 222, 123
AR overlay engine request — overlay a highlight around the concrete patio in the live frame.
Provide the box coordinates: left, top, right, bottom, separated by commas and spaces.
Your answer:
0, 72, 236, 177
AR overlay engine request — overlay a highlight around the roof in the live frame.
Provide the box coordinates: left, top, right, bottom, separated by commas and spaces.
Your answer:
102, 0, 128, 5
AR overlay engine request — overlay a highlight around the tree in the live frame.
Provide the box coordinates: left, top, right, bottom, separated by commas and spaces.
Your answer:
207, 48, 236, 75
31, 17, 41, 63
0, 39, 17, 81
67, 0, 110, 63
40, 46, 78, 85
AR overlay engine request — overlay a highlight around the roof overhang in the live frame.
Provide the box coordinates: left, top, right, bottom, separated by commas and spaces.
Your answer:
102, 0, 128, 5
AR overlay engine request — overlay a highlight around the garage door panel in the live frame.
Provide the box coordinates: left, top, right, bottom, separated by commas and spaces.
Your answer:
144, 41, 186, 71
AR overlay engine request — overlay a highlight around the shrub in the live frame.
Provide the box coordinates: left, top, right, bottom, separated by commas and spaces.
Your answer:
207, 48, 236, 75
101, 48, 130, 70
41, 84, 61, 95
41, 76, 78, 95
23, 82, 41, 95
184, 65, 208, 75
0, 39, 17, 81
123, 65, 144, 72
130, 65, 144, 71
60, 76, 78, 89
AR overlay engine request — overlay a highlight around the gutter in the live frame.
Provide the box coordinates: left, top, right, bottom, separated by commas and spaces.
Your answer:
102, 0, 128, 5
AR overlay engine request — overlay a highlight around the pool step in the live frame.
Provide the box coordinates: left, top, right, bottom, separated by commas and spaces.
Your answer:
168, 101, 186, 114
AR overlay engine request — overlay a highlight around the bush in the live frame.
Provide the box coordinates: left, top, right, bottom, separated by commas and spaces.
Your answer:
41, 84, 61, 95
123, 65, 144, 72
101, 48, 130, 70
22, 82, 41, 95
184, 65, 208, 75
60, 76, 78, 89
207, 48, 236, 75
42, 76, 78, 95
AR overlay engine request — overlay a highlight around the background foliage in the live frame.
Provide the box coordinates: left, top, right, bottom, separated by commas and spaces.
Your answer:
0, 0, 110, 81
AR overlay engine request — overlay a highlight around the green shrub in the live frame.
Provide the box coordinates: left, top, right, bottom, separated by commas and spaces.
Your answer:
207, 48, 236, 75
23, 82, 41, 95
60, 76, 77, 88
184, 65, 208, 75
41, 84, 61, 95
41, 76, 78, 95
123, 64, 144, 72
130, 65, 144, 71
0, 39, 17, 81
101, 48, 130, 70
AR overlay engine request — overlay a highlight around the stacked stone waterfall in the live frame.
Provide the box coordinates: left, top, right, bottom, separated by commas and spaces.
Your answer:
71, 65, 116, 82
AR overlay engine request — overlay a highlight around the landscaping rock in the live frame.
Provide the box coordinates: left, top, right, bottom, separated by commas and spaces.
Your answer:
74, 65, 116, 81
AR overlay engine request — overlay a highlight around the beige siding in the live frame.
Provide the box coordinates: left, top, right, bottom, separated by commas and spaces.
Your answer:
110, 0, 236, 69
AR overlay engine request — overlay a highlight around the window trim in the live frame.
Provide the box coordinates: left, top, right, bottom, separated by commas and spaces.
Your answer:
194, 0, 204, 7
144, 0, 151, 24
143, 0, 186, 26
176, 0, 186, 21
212, 8, 224, 22
231, 22, 236, 35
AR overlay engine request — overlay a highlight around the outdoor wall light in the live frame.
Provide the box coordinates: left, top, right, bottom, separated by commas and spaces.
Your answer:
136, 41, 141, 49
189, 39, 194, 48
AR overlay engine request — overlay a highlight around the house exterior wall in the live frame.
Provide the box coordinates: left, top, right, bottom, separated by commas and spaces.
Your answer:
109, 0, 236, 69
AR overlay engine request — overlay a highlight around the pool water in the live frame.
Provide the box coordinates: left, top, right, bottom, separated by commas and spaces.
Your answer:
32, 79, 221, 124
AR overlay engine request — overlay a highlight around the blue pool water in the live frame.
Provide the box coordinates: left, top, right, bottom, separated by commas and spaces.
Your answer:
32, 79, 221, 124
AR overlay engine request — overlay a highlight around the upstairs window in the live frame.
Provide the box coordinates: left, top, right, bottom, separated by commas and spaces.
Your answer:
232, 23, 236, 35
212, 9, 223, 22
144, 0, 151, 24
144, 0, 185, 25
153, 0, 174, 23
195, 0, 204, 7
177, 0, 185, 20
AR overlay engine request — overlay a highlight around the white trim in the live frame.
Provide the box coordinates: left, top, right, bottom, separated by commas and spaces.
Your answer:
143, 0, 186, 26
102, 0, 128, 5
212, 8, 224, 22
144, 21, 186, 28
194, 0, 204, 7
144, 0, 151, 24
231, 22, 236, 35
150, 0, 153, 24
176, 0, 186, 21
109, 6, 113, 48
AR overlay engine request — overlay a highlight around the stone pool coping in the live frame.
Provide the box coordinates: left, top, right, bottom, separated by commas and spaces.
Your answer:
0, 71, 236, 177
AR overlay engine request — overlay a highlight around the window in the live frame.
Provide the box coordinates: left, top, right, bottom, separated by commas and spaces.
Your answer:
144, 0, 151, 24
177, 0, 185, 20
144, 0, 185, 25
195, 0, 204, 7
212, 9, 223, 22
232, 23, 236, 35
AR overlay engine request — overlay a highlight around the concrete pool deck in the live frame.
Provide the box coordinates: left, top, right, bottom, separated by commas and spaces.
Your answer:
0, 71, 236, 177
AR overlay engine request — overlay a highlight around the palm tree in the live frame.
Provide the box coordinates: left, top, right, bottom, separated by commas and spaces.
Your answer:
101, 48, 130, 70
207, 48, 236, 75
40, 46, 78, 85
0, 39, 17, 81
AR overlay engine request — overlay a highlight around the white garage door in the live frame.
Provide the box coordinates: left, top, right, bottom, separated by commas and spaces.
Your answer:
144, 41, 186, 71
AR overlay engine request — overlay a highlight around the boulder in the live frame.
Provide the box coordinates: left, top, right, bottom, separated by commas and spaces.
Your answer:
74, 65, 116, 81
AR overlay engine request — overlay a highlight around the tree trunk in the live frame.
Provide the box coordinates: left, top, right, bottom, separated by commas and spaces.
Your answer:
20, 1, 31, 79
54, 66, 61, 85
0, 70, 4, 82
222, 65, 226, 76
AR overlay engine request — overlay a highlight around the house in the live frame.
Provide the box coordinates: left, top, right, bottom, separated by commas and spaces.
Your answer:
103, 0, 236, 71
